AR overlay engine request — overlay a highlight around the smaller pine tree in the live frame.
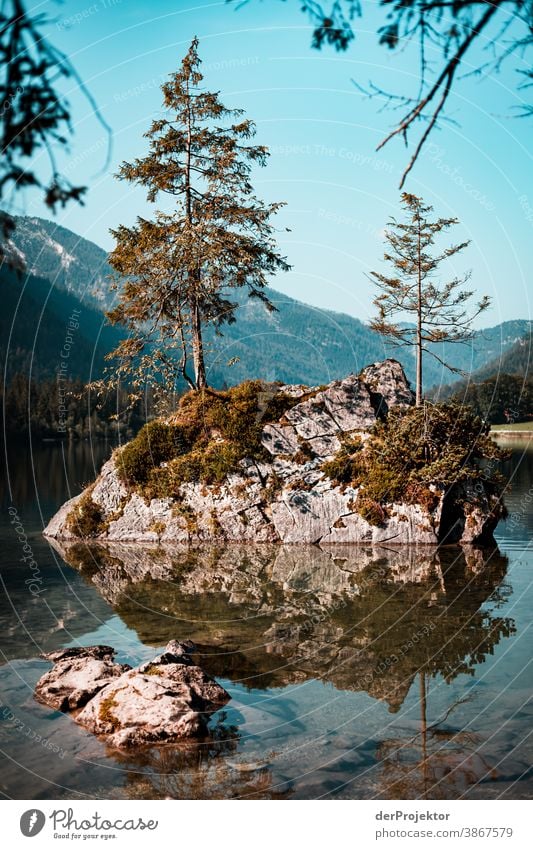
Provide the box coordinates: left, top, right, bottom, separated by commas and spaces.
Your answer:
370, 193, 490, 405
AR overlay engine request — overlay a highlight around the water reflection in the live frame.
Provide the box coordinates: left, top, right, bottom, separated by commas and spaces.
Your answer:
494, 437, 533, 542
44, 541, 516, 799
375, 696, 498, 800
52, 542, 513, 709
110, 718, 290, 800
0, 537, 114, 663
0, 438, 114, 529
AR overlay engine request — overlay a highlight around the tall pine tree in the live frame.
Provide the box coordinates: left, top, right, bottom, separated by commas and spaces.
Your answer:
106, 38, 289, 393
370, 193, 490, 405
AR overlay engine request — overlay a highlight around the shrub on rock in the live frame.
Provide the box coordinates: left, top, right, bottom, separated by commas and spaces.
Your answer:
116, 380, 297, 494
118, 420, 187, 487
65, 488, 105, 538
323, 402, 507, 516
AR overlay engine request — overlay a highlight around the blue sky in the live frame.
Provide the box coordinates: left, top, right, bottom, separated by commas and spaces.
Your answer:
18, 0, 533, 326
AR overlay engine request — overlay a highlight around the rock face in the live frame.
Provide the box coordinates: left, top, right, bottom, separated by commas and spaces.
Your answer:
34, 641, 229, 747
43, 359, 501, 546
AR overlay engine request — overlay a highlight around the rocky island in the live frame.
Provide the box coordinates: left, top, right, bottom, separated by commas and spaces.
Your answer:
44, 360, 506, 546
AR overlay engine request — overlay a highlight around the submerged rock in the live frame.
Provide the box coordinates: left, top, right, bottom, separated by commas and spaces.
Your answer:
43, 359, 504, 546
34, 641, 229, 747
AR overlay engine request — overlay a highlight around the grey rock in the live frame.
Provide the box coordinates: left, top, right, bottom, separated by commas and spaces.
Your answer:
277, 383, 321, 399
41, 645, 116, 663
307, 433, 341, 458
77, 664, 228, 747
285, 396, 339, 439
42, 494, 80, 540
320, 376, 377, 431
360, 359, 416, 414
261, 424, 300, 456
441, 479, 500, 545
269, 456, 316, 481
107, 494, 172, 541
75, 641, 229, 747
270, 488, 355, 543
320, 505, 438, 545
91, 458, 128, 516
35, 645, 130, 712
34, 640, 229, 748
141, 639, 196, 668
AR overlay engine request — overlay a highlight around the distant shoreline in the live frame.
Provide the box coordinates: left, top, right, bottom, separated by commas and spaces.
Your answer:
491, 429, 533, 438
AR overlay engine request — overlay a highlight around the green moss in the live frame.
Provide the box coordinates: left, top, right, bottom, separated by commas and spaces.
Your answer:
65, 488, 105, 538
321, 434, 365, 485
115, 380, 306, 497
355, 496, 388, 526
287, 477, 314, 492
261, 385, 326, 423
261, 391, 299, 423
143, 665, 163, 676
208, 509, 223, 535
98, 692, 120, 729
293, 437, 315, 465
403, 481, 440, 513
117, 420, 188, 487
101, 498, 127, 533
262, 471, 283, 504
170, 500, 199, 534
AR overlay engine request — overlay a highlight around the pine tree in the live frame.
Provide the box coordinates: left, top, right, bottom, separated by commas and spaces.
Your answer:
106, 37, 290, 394
369, 193, 490, 405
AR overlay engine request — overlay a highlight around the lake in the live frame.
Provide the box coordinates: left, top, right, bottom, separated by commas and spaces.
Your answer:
1, 436, 532, 800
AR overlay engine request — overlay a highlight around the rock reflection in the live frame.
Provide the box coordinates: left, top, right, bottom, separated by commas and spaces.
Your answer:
108, 715, 290, 800
51, 542, 514, 708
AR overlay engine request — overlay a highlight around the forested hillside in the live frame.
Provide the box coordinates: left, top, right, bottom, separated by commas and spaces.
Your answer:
434, 333, 532, 423
0, 262, 124, 382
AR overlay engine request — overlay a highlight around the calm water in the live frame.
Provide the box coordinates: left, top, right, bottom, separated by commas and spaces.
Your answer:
0, 435, 532, 800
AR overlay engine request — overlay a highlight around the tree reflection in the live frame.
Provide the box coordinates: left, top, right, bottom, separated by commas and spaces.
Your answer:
375, 671, 499, 799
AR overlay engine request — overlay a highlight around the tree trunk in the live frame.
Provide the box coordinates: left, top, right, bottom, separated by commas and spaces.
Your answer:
416, 213, 423, 406
177, 309, 195, 390
184, 77, 207, 391
190, 293, 207, 390
416, 317, 422, 406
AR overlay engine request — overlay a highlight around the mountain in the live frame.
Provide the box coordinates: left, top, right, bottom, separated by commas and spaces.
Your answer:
432, 328, 532, 398
1, 261, 124, 382
4, 215, 113, 311
430, 329, 532, 423
4, 215, 531, 390
474, 332, 532, 380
